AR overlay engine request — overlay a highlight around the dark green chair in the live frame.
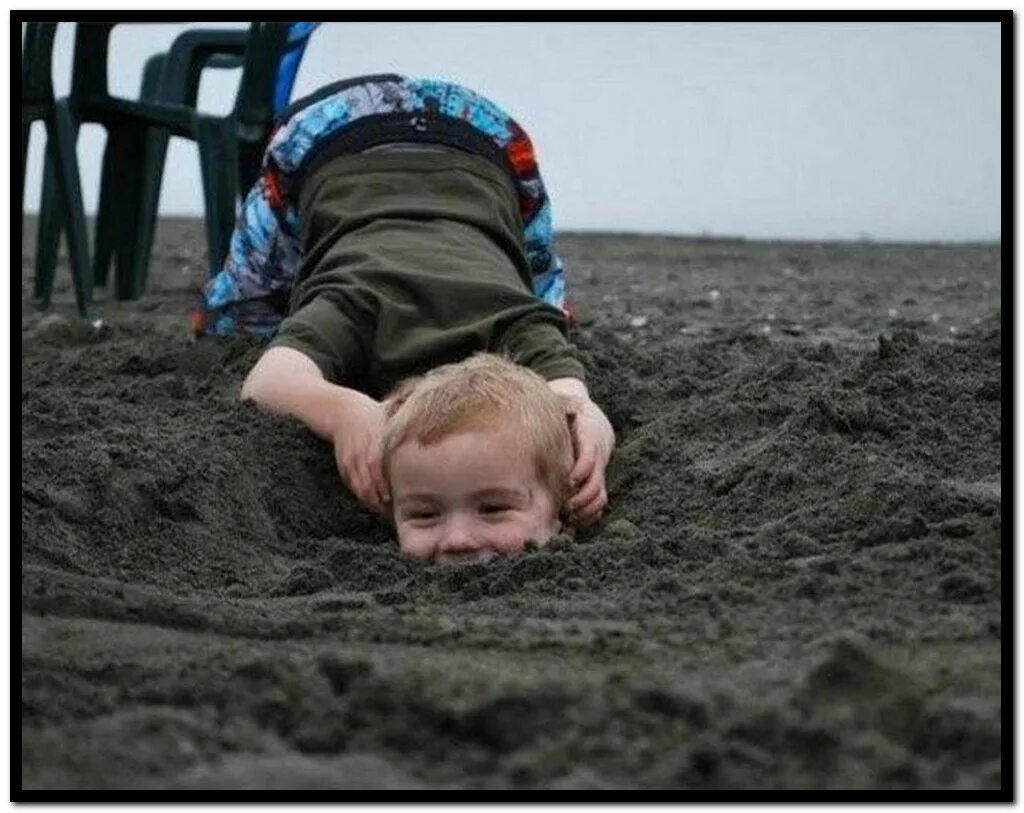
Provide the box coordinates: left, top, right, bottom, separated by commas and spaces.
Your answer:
36, 22, 309, 303
124, 23, 317, 294
21, 22, 95, 320
91, 28, 251, 293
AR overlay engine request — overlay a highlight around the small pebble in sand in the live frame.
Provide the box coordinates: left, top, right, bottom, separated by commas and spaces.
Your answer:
629, 315, 648, 328
887, 308, 899, 319
760, 325, 772, 335
604, 518, 643, 545
782, 266, 796, 277
708, 289, 721, 302
949, 326, 958, 335
930, 313, 941, 324
34, 313, 74, 341
766, 312, 776, 322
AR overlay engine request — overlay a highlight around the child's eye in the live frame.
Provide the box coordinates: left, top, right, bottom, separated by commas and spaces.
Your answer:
406, 511, 438, 522
480, 504, 511, 516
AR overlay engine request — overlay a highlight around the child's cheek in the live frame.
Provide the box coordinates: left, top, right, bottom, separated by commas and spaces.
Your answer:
490, 522, 541, 556
493, 536, 527, 556
396, 527, 436, 560
498, 514, 560, 554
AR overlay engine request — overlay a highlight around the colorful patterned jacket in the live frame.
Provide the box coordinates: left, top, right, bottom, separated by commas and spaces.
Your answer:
190, 74, 571, 339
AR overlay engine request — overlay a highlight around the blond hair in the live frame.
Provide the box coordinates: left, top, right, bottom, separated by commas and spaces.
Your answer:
382, 353, 574, 506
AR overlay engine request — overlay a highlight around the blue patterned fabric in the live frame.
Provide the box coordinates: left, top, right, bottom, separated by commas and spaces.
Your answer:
272, 22, 319, 113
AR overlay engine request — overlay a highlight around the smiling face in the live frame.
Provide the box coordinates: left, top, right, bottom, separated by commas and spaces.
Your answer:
389, 424, 562, 564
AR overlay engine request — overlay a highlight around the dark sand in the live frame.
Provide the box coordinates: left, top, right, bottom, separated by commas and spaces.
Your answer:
21, 217, 1003, 791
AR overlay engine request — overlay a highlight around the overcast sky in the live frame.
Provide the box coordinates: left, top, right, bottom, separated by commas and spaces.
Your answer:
22, 20, 1001, 242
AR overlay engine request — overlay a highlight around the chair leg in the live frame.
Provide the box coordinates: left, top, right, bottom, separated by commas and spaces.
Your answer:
21, 115, 32, 224
34, 128, 65, 309
196, 116, 239, 277
138, 41, 233, 291
134, 53, 170, 295
48, 100, 94, 320
133, 129, 169, 296
238, 140, 263, 193
92, 132, 120, 289
101, 125, 147, 301
88, 53, 166, 298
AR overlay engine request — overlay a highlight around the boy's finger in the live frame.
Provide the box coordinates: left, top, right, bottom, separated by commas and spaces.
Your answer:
366, 459, 383, 504
343, 457, 361, 491
571, 490, 607, 527
572, 482, 607, 514
572, 500, 605, 528
372, 460, 389, 505
376, 482, 390, 510
344, 453, 362, 482
350, 472, 368, 506
353, 462, 378, 511
575, 486, 606, 516
571, 451, 596, 487
567, 475, 603, 511
364, 471, 384, 513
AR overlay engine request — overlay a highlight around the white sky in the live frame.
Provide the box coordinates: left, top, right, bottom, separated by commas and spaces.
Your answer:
22, 19, 1002, 242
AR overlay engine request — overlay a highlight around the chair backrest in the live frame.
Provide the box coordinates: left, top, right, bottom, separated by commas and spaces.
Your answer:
69, 22, 117, 103
232, 23, 292, 127
65, 21, 316, 117
22, 22, 58, 106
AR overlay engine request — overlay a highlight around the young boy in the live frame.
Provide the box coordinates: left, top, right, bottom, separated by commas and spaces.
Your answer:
381, 353, 573, 563
191, 74, 615, 555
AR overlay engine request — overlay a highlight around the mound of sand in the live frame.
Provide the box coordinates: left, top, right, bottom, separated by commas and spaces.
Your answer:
20, 219, 1002, 791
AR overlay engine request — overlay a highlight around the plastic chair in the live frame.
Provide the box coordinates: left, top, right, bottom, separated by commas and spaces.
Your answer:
21, 22, 95, 320
124, 22, 317, 294
92, 28, 251, 293
37, 22, 316, 303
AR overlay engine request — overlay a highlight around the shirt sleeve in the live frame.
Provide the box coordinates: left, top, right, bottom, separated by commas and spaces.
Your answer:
495, 311, 587, 383
268, 295, 369, 385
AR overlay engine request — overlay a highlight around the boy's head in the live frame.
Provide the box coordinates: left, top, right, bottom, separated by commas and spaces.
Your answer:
382, 353, 574, 564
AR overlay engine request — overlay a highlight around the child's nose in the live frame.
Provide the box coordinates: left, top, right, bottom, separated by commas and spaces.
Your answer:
440, 519, 481, 550
437, 516, 488, 560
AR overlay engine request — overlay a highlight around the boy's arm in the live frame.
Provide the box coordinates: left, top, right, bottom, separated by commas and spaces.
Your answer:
547, 377, 615, 528
240, 346, 389, 512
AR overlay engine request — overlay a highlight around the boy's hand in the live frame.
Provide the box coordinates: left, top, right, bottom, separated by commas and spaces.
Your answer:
564, 398, 615, 527
331, 390, 390, 513
240, 346, 390, 513
547, 378, 615, 529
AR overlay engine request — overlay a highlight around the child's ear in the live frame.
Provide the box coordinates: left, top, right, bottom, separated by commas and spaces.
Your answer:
556, 392, 583, 419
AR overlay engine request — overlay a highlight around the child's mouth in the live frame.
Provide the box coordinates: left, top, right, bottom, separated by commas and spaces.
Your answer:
433, 550, 499, 566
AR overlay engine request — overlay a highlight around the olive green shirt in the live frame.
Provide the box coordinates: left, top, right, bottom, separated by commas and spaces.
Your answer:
269, 145, 585, 398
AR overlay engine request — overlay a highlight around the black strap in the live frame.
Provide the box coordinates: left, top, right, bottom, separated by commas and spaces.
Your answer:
290, 110, 514, 193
